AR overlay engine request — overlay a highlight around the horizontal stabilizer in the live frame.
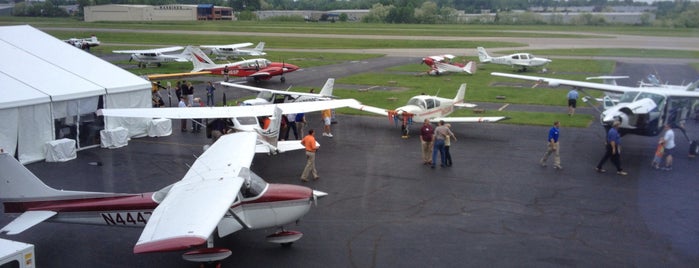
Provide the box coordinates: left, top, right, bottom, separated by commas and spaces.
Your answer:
276, 141, 320, 153
1, 211, 57, 235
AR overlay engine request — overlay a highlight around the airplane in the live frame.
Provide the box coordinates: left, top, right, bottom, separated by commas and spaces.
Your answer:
222, 78, 336, 106
97, 99, 360, 154
477, 47, 552, 72
201, 42, 267, 60
113, 46, 193, 68
64, 35, 100, 50
349, 83, 507, 137
491, 72, 699, 156
188, 47, 299, 83
0, 131, 328, 265
421, 54, 476, 76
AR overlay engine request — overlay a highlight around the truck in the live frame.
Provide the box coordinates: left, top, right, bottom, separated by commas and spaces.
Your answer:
0, 238, 35, 268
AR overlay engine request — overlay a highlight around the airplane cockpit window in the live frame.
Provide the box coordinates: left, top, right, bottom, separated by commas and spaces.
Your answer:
237, 116, 258, 126
619, 91, 640, 103
637, 92, 665, 106
258, 91, 274, 101
425, 98, 435, 109
408, 98, 426, 109
512, 55, 520, 60
434, 100, 441, 107
522, 54, 530, 60
239, 168, 268, 199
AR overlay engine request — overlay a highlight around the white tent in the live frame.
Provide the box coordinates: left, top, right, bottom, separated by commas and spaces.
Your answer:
0, 25, 151, 163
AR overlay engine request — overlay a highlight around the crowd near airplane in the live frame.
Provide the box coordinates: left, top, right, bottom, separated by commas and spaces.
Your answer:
63, 35, 100, 50
188, 47, 298, 83
477, 47, 552, 72
421, 54, 477, 76
113, 46, 193, 68
350, 83, 507, 137
223, 78, 336, 106
0, 132, 327, 265
491, 72, 699, 155
202, 42, 267, 59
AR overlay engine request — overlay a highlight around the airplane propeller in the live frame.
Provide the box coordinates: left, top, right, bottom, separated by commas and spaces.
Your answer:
312, 190, 328, 206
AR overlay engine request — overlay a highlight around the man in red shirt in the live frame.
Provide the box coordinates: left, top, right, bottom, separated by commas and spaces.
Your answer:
300, 129, 320, 181
420, 119, 435, 165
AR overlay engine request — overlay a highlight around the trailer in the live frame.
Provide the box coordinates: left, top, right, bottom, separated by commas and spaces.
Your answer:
0, 238, 35, 268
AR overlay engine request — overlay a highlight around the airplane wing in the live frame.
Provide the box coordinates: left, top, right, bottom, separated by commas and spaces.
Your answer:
113, 46, 185, 54
0, 211, 56, 235
434, 116, 508, 123
491, 72, 632, 95
347, 103, 390, 116
134, 132, 257, 253
97, 99, 361, 120
201, 42, 254, 49
221, 81, 334, 98
146, 71, 212, 81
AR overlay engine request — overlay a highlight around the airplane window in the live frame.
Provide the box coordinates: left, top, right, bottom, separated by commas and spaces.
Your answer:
258, 91, 273, 101
512, 55, 519, 60
237, 117, 258, 125
426, 99, 435, 109
619, 91, 640, 103
522, 54, 530, 60
638, 92, 665, 106
408, 98, 426, 109
435, 100, 441, 107
239, 168, 269, 198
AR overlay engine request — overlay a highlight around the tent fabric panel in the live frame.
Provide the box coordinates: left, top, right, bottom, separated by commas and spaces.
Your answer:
0, 73, 51, 109
17, 104, 53, 164
105, 90, 151, 137
0, 107, 19, 157
0, 39, 107, 101
0, 25, 150, 93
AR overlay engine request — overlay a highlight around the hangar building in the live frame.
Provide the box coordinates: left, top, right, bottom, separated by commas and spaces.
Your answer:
84, 4, 233, 22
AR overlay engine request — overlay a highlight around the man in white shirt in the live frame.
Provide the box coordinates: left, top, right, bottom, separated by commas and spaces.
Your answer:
659, 123, 676, 171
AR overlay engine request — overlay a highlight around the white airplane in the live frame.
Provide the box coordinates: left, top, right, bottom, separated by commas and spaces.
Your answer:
349, 83, 507, 137
491, 72, 699, 155
0, 132, 327, 265
202, 42, 267, 59
97, 99, 359, 154
64, 35, 100, 50
113, 46, 193, 68
477, 47, 552, 72
222, 78, 335, 106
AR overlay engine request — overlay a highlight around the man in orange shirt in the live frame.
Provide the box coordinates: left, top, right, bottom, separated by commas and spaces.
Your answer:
300, 129, 320, 182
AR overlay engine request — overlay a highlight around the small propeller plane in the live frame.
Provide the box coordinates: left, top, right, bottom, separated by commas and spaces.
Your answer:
0, 131, 328, 265
202, 42, 267, 60
421, 54, 476, 76
477, 47, 552, 72
188, 47, 298, 83
64, 35, 100, 50
491, 72, 699, 156
349, 83, 507, 137
222, 78, 336, 106
113, 46, 193, 68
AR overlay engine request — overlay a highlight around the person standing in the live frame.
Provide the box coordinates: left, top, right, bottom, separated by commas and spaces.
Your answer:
300, 129, 320, 182
567, 88, 579, 116
596, 121, 627, 175
286, 113, 299, 140
295, 113, 306, 137
540, 121, 562, 169
205, 81, 216, 107
658, 123, 675, 171
223, 65, 230, 82
178, 97, 188, 132
185, 81, 195, 106
432, 120, 455, 168
321, 109, 333, 137
420, 119, 435, 166
444, 123, 456, 167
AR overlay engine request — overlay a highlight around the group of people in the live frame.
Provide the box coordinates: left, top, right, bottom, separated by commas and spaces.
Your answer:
420, 119, 457, 168
539, 120, 677, 176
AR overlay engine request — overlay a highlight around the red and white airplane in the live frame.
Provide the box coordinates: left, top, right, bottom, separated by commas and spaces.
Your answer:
188, 47, 298, 83
421, 54, 476, 76
0, 131, 327, 265
350, 83, 507, 137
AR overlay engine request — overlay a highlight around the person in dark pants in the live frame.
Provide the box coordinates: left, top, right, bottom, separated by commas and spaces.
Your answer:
596, 121, 627, 176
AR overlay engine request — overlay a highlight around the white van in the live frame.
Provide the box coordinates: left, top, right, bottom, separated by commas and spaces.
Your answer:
0, 238, 34, 268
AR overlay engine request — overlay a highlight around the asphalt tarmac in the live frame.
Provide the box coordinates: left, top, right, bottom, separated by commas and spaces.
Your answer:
2, 52, 699, 267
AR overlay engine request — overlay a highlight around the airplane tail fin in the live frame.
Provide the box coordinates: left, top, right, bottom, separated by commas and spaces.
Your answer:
90, 35, 99, 45
477, 47, 491, 63
463, 61, 476, 75
256, 106, 282, 154
454, 83, 466, 103
318, 78, 335, 97
254, 42, 265, 52
189, 47, 218, 72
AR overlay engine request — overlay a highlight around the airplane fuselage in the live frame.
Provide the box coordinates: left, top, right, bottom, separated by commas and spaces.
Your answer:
490, 54, 551, 68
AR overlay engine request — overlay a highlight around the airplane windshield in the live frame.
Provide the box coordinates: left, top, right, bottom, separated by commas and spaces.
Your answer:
237, 116, 258, 125
619, 91, 640, 103
637, 92, 666, 106
239, 168, 268, 198
258, 91, 273, 101
407, 98, 426, 109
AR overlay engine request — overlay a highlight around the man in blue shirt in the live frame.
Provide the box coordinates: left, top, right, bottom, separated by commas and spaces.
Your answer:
567, 88, 579, 116
596, 121, 627, 175
540, 121, 562, 169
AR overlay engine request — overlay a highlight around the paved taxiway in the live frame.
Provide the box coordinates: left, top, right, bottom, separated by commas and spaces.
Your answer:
2, 35, 699, 266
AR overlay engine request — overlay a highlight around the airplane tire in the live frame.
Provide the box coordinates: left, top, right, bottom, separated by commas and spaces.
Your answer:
689, 140, 698, 157
281, 77, 286, 83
